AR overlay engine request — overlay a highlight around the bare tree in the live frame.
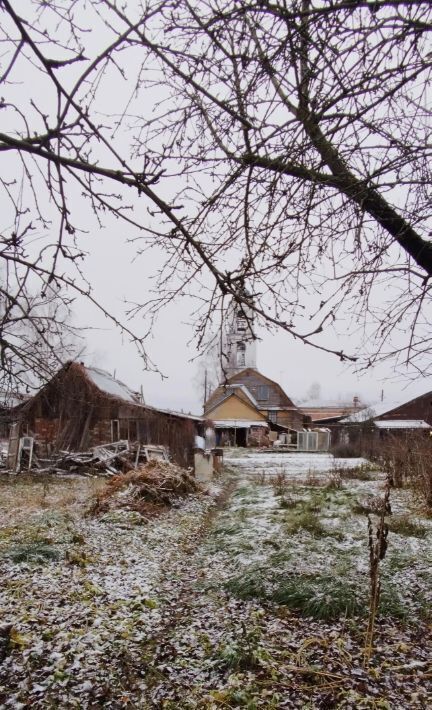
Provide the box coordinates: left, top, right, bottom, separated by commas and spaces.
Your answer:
0, 271, 85, 394
1, 0, 431, 382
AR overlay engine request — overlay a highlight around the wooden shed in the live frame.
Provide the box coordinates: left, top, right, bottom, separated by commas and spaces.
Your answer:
9, 362, 202, 467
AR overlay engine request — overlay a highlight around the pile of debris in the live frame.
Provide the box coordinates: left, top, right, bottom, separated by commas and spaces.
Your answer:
50, 441, 133, 475
90, 460, 202, 517
6, 439, 170, 476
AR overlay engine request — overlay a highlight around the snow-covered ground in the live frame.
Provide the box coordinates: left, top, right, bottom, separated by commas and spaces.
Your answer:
225, 448, 368, 470
0, 457, 431, 708
0, 476, 215, 707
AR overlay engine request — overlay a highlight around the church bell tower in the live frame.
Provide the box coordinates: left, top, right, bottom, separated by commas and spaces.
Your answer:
223, 292, 257, 377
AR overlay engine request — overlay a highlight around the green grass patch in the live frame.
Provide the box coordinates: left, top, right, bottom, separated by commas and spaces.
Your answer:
233, 486, 255, 498
271, 575, 363, 619
279, 496, 300, 509
225, 568, 268, 600
4, 540, 61, 564
379, 587, 409, 620
234, 507, 253, 522
225, 567, 414, 621
225, 568, 364, 619
262, 538, 281, 550
286, 511, 326, 536
387, 515, 429, 538
211, 520, 244, 537
285, 510, 343, 539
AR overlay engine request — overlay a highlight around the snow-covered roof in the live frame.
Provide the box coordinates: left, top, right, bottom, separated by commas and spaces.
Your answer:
374, 419, 431, 430
266, 405, 301, 411
146, 404, 202, 421
85, 367, 141, 403
212, 420, 268, 428
84, 366, 203, 420
340, 401, 401, 423
299, 398, 360, 407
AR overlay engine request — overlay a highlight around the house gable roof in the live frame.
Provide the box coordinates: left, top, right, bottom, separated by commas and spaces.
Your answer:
16, 362, 202, 423
226, 368, 297, 408
205, 391, 266, 422
204, 382, 258, 413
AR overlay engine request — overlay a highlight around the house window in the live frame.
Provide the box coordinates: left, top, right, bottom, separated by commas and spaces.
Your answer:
257, 385, 269, 401
237, 341, 246, 367
237, 314, 247, 332
268, 411, 277, 423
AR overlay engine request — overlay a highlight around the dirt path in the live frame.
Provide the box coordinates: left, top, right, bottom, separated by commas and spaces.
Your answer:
137, 475, 240, 706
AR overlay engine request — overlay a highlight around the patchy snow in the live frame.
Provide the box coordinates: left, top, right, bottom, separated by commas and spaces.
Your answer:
0, 478, 214, 707
0, 459, 431, 708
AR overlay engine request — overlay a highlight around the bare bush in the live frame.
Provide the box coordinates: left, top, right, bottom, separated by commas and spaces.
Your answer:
379, 434, 432, 508
271, 471, 289, 497
326, 471, 343, 490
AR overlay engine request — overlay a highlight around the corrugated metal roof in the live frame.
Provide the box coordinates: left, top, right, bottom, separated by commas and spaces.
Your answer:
374, 420, 431, 429
212, 420, 268, 428
85, 367, 139, 403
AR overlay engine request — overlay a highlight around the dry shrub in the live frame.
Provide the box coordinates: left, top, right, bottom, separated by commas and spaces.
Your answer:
352, 495, 390, 516
330, 442, 363, 458
364, 475, 391, 666
326, 471, 343, 489
379, 434, 432, 508
271, 471, 288, 496
90, 460, 201, 517
305, 471, 324, 487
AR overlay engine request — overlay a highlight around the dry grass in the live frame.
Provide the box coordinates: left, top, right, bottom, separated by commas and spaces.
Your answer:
326, 471, 343, 489
331, 464, 375, 481
387, 514, 428, 538
0, 474, 104, 526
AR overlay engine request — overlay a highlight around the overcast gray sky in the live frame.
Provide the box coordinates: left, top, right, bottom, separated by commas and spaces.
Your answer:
2, 1, 431, 414
73, 223, 432, 415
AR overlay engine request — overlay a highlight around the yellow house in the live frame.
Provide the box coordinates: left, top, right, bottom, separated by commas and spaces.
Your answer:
204, 385, 269, 447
